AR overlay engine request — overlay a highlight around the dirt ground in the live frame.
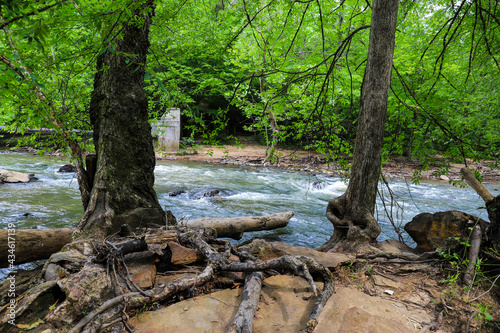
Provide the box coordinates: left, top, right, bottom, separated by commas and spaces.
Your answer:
335, 254, 500, 332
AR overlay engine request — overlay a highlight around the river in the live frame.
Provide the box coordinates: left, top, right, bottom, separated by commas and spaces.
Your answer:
1, 151, 498, 278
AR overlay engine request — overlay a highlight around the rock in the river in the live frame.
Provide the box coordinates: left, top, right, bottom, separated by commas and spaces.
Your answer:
168, 190, 186, 197
196, 189, 220, 198
404, 210, 489, 252
0, 169, 34, 183
58, 164, 76, 172
311, 180, 325, 190
193, 188, 233, 199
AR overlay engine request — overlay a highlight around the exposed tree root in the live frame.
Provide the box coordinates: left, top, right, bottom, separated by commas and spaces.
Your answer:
2, 228, 335, 332
225, 271, 263, 333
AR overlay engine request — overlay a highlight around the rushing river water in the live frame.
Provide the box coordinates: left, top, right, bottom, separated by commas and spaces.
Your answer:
1, 151, 499, 278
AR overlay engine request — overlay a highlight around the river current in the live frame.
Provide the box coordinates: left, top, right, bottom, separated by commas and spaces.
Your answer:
1, 151, 498, 278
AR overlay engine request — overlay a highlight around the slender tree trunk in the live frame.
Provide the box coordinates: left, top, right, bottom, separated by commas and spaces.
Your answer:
77, 0, 165, 237
317, 0, 399, 251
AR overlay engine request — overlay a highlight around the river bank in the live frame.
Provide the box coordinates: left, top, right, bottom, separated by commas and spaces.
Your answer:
1, 147, 499, 331
159, 140, 500, 183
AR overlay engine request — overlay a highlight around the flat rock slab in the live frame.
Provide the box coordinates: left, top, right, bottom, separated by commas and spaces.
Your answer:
0, 169, 32, 183
130, 275, 431, 332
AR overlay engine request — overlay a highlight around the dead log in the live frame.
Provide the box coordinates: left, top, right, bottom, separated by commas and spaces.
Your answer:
460, 167, 494, 202
0, 228, 177, 268
184, 211, 294, 239
226, 271, 263, 333
463, 223, 482, 286
0, 212, 292, 268
0, 228, 74, 268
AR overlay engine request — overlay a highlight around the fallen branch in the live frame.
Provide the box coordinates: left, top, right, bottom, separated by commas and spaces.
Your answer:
226, 271, 263, 333
463, 223, 482, 286
0, 228, 73, 268
460, 168, 493, 202
0, 228, 177, 268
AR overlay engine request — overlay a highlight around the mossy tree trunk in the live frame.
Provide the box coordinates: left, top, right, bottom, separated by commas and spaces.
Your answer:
317, 0, 399, 251
77, 0, 165, 236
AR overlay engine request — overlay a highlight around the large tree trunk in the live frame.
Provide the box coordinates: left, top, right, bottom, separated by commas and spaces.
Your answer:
317, 0, 399, 251
77, 0, 165, 237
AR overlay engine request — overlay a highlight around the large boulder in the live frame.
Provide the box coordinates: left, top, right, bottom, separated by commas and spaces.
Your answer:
404, 210, 489, 252
0, 169, 35, 183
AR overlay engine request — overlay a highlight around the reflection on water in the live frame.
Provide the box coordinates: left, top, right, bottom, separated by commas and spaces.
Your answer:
1, 151, 498, 277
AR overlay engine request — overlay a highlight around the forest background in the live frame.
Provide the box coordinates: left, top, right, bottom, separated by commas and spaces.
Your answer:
1, 0, 499, 177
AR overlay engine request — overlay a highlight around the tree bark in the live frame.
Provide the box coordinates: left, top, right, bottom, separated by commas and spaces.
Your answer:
0, 228, 73, 268
77, 0, 165, 237
318, 0, 399, 251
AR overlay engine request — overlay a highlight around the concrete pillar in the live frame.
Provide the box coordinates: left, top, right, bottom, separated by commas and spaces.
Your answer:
152, 108, 180, 152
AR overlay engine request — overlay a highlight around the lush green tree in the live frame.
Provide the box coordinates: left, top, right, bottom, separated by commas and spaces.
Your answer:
145, 0, 245, 142
0, 0, 99, 206
387, 1, 500, 176
317, 0, 399, 251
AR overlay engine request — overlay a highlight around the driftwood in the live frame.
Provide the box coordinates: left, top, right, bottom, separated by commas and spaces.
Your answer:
460, 168, 494, 202
0, 229, 177, 268
0, 228, 74, 268
0, 212, 293, 268
184, 211, 294, 239
226, 271, 263, 333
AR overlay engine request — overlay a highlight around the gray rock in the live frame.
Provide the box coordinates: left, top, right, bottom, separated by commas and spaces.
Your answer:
58, 164, 76, 172
0, 168, 32, 183
168, 190, 186, 197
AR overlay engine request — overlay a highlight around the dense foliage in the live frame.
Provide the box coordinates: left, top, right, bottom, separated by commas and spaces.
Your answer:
1, 0, 499, 172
